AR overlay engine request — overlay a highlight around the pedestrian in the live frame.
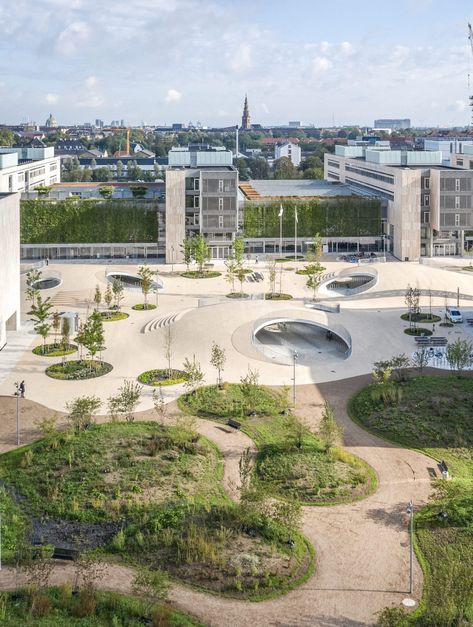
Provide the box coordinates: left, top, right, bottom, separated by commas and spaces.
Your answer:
432, 323, 436, 335
19, 381, 25, 397
45, 257, 49, 266
255, 255, 259, 264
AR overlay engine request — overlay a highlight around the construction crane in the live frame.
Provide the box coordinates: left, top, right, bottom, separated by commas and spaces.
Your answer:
468, 23, 473, 125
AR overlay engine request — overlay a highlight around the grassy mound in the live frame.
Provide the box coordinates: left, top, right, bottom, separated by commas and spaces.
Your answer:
404, 327, 432, 336
349, 375, 473, 624
32, 343, 77, 357
138, 369, 188, 386
181, 271, 221, 279
264, 293, 293, 300
1, 587, 200, 626
400, 313, 441, 323
132, 304, 157, 311
46, 360, 112, 380
100, 311, 129, 321
179, 385, 374, 505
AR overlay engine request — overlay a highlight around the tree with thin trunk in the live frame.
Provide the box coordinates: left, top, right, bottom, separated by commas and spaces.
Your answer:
446, 338, 473, 376
26, 269, 41, 307
112, 278, 124, 310
412, 347, 429, 375
108, 379, 143, 422
152, 385, 166, 421
137, 265, 154, 309
81, 311, 105, 366
305, 263, 324, 300
183, 355, 204, 393
66, 396, 102, 431
225, 255, 237, 293
93, 284, 102, 311
233, 237, 245, 267
210, 342, 226, 387
235, 266, 246, 295
193, 233, 210, 276
104, 284, 113, 314
52, 311, 61, 345
28, 294, 53, 354
267, 259, 277, 295
164, 326, 173, 379
181, 236, 194, 271
60, 317, 71, 364
318, 402, 343, 449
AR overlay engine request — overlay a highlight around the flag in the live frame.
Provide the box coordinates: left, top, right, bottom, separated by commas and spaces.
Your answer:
294, 207, 298, 223
278, 204, 284, 218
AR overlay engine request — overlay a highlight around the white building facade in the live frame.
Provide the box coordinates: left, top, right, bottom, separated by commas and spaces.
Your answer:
274, 142, 301, 167
0, 193, 21, 350
0, 146, 61, 193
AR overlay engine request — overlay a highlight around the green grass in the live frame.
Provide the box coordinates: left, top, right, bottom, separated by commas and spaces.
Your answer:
403, 327, 432, 336
179, 384, 375, 505
131, 304, 157, 311
100, 311, 129, 321
138, 369, 188, 386
32, 343, 77, 357
264, 293, 293, 300
226, 292, 250, 299
1, 587, 202, 626
181, 271, 221, 279
400, 313, 441, 323
349, 375, 473, 624
46, 360, 113, 380
296, 266, 326, 275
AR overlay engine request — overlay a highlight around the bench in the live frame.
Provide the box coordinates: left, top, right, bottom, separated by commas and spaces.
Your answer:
414, 336, 430, 344
466, 318, 473, 325
430, 337, 447, 346
52, 547, 79, 561
227, 419, 241, 430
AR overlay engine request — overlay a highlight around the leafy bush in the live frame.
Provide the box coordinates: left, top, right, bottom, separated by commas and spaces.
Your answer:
181, 271, 221, 279
100, 311, 129, 321
132, 304, 157, 311
138, 369, 188, 386
32, 343, 77, 357
46, 360, 113, 380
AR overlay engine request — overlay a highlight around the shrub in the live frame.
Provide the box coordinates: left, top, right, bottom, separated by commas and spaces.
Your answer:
138, 369, 188, 386
72, 589, 97, 617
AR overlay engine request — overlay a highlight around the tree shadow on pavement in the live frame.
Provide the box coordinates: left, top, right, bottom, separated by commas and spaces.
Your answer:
364, 502, 408, 531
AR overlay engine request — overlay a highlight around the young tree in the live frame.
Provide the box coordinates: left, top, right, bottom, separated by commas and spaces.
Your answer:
98, 186, 113, 199
267, 259, 277, 295
225, 255, 237, 293
182, 355, 204, 393
235, 266, 247, 295
52, 311, 61, 345
210, 342, 226, 387
28, 294, 53, 354
112, 278, 125, 310
93, 284, 102, 311
446, 338, 473, 376
108, 380, 143, 422
404, 285, 421, 329
104, 284, 113, 312
233, 237, 245, 267
25, 268, 42, 307
412, 347, 429, 375
306, 233, 323, 265
193, 233, 210, 275
137, 265, 154, 309
60, 317, 71, 363
371, 361, 401, 404
81, 311, 105, 364
164, 326, 174, 378
152, 385, 166, 421
389, 354, 411, 382
305, 263, 324, 300
180, 236, 194, 271
66, 396, 102, 430
318, 402, 343, 449
116, 160, 124, 179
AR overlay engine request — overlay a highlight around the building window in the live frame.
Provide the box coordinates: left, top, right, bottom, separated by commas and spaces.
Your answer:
455, 178, 461, 191
457, 159, 464, 166
455, 213, 460, 227
193, 178, 200, 191
424, 194, 430, 207
425, 177, 430, 189
193, 213, 199, 226
455, 196, 461, 209
218, 179, 224, 192
193, 196, 200, 208
218, 197, 224, 211
423, 211, 430, 224
218, 215, 224, 228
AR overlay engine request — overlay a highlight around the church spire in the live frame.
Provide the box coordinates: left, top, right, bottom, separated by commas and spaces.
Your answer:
241, 94, 251, 130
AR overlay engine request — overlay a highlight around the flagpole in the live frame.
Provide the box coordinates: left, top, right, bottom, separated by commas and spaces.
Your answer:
279, 204, 283, 255
294, 207, 298, 261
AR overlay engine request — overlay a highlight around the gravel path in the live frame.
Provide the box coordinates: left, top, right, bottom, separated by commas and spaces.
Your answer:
0, 377, 434, 625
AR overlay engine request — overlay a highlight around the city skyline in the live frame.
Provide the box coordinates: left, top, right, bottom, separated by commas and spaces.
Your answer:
2, 0, 473, 127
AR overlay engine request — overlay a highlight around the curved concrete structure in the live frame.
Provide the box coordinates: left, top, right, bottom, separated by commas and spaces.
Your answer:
106, 271, 163, 291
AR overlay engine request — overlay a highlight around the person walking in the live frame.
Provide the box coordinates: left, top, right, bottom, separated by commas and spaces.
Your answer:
19, 381, 25, 397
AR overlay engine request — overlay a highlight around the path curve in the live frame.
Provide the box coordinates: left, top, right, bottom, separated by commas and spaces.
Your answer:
0, 378, 433, 626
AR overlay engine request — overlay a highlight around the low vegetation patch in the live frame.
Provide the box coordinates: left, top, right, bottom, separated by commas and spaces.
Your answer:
181, 271, 221, 279
264, 293, 293, 300
400, 313, 441, 323
132, 304, 157, 311
350, 375, 473, 624
32, 343, 77, 357
226, 292, 250, 299
138, 369, 188, 386
1, 587, 200, 626
296, 266, 326, 275
403, 327, 432, 336
46, 360, 113, 380
100, 311, 129, 321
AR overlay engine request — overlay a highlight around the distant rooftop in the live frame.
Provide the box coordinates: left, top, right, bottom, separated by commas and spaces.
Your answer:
240, 179, 354, 200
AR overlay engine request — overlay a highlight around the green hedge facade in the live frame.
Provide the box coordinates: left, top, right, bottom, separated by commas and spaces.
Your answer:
243, 198, 382, 238
21, 199, 158, 244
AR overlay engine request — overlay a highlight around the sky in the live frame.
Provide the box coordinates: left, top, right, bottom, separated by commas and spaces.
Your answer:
2, 0, 473, 127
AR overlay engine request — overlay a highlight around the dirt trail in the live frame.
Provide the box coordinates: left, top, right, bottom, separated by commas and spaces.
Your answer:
0, 379, 433, 625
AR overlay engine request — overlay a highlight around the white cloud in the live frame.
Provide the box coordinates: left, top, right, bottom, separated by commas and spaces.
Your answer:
340, 41, 354, 55
85, 76, 97, 89
229, 43, 252, 73
311, 56, 332, 73
45, 93, 58, 105
165, 88, 182, 103
455, 99, 467, 112
55, 21, 89, 55
320, 41, 331, 53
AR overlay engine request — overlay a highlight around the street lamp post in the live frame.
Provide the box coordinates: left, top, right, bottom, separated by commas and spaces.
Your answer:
14, 382, 20, 445
292, 351, 298, 405
406, 500, 414, 595
155, 266, 159, 307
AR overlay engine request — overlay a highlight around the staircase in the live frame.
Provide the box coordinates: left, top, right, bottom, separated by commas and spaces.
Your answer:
141, 309, 192, 334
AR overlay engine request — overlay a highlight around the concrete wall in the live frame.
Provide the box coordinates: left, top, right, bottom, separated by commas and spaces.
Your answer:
0, 193, 20, 349
165, 170, 186, 263
388, 169, 421, 260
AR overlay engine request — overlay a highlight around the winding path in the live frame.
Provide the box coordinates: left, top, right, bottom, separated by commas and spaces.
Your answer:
0, 377, 434, 626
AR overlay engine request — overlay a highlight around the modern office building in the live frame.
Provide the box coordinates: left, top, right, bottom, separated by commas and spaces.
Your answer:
424, 139, 473, 165
374, 118, 411, 130
168, 144, 233, 167
0, 146, 61, 193
165, 166, 239, 262
325, 145, 473, 259
275, 142, 302, 167
0, 193, 21, 350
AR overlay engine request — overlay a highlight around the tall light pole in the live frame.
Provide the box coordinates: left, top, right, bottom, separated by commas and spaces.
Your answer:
155, 266, 159, 307
406, 500, 414, 595
14, 382, 20, 446
292, 351, 298, 405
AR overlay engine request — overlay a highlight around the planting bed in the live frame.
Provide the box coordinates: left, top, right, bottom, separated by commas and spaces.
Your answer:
46, 360, 113, 380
